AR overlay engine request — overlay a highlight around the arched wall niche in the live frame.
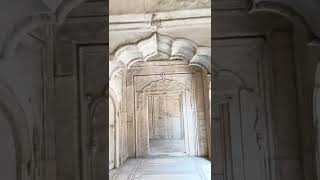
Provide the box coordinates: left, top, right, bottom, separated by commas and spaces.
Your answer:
0, 80, 32, 180
85, 84, 121, 179
212, 63, 271, 180
251, 3, 317, 180
135, 75, 194, 156
88, 94, 109, 178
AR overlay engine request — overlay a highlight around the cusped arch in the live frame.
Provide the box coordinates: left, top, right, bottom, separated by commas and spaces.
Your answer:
138, 76, 189, 94
109, 33, 211, 79
0, 80, 32, 180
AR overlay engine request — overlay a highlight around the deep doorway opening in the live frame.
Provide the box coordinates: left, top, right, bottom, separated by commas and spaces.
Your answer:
148, 94, 186, 155
108, 33, 211, 179
109, 60, 212, 179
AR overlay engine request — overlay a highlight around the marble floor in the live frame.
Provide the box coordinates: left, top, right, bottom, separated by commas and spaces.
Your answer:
109, 157, 211, 180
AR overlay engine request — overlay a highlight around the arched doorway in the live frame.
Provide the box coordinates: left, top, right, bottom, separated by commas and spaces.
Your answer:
109, 33, 211, 159
136, 74, 193, 156
109, 32, 212, 180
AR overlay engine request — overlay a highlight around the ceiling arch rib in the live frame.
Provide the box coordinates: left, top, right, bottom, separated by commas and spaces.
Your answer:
251, 0, 320, 38
110, 33, 211, 79
0, 0, 88, 62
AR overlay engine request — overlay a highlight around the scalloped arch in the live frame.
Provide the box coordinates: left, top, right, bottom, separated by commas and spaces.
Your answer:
109, 33, 211, 79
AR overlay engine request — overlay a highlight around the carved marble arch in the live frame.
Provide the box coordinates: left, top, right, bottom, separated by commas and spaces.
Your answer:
109, 32, 211, 79
138, 74, 190, 94
136, 74, 190, 110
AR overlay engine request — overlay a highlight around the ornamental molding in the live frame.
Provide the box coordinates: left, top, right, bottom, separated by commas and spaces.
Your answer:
109, 8, 211, 32
109, 33, 211, 79
0, 0, 90, 62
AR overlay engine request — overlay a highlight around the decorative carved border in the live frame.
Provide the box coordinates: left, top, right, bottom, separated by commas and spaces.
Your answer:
109, 8, 210, 32
137, 73, 189, 93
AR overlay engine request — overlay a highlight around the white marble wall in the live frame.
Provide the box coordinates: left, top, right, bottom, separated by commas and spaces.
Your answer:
120, 62, 210, 158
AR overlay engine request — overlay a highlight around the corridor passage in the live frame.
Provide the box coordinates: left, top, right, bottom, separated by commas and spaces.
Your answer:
109, 157, 211, 180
